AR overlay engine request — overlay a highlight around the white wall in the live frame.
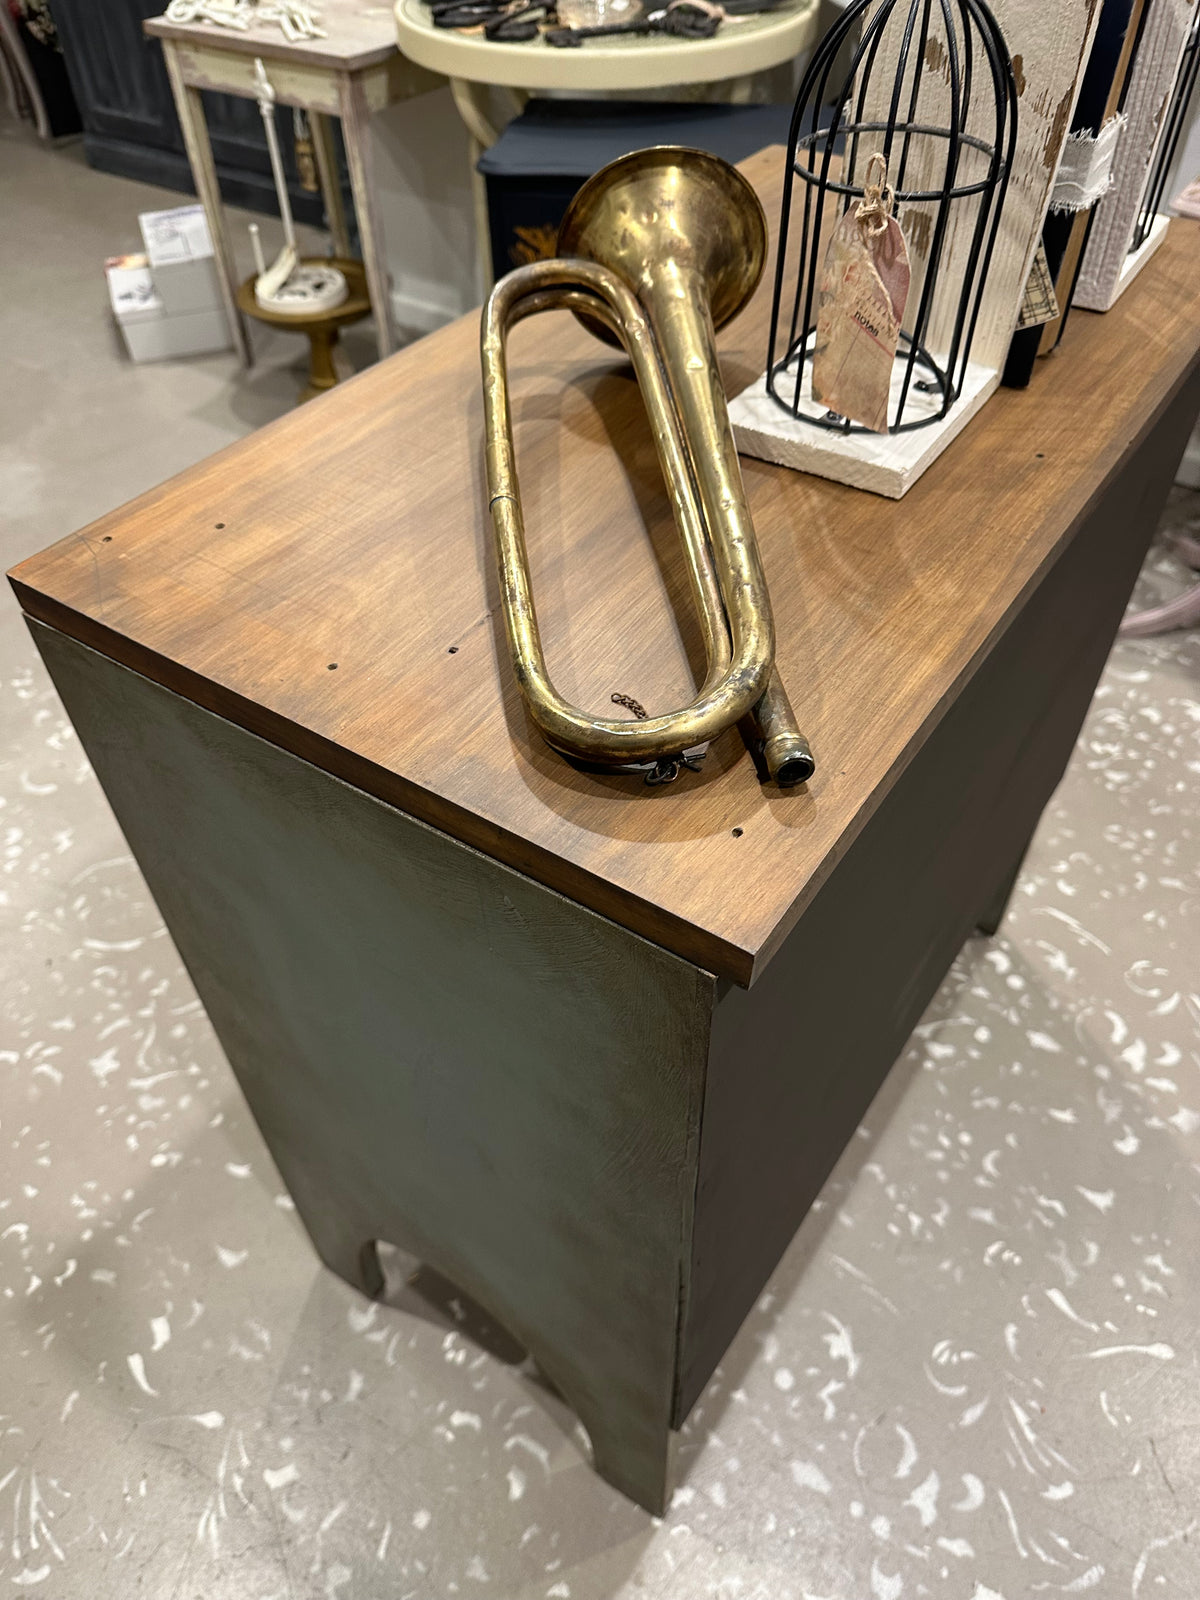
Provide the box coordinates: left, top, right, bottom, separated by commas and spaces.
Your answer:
371, 85, 478, 335
366, 75, 807, 334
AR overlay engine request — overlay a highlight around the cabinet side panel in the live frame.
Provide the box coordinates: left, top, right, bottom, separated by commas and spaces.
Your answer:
679, 368, 1200, 1418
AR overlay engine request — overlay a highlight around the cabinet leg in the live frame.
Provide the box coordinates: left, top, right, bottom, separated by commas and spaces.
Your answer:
977, 840, 1032, 936
309, 1219, 385, 1301
296, 1203, 676, 1508
584, 1403, 675, 1515
282, 1158, 676, 1509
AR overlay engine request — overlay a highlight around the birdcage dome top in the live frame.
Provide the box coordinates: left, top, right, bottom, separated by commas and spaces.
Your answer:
789, 0, 1016, 207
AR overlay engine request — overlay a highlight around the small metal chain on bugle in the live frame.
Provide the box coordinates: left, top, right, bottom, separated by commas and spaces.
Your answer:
610, 692, 648, 720
609, 693, 704, 784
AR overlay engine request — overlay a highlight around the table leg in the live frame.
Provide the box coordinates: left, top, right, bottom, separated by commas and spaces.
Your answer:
161, 39, 251, 368
337, 71, 396, 360
310, 110, 351, 259
449, 78, 527, 298
0, 2, 50, 139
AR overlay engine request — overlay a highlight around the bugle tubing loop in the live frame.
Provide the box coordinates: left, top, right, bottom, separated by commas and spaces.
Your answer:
481, 146, 814, 788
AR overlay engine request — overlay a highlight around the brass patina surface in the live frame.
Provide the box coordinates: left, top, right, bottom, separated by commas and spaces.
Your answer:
480, 146, 815, 787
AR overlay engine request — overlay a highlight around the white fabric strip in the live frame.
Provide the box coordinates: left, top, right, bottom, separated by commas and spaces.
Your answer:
1049, 114, 1127, 214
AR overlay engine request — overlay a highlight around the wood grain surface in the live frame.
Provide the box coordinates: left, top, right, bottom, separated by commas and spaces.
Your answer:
10, 148, 1200, 985
144, 0, 401, 72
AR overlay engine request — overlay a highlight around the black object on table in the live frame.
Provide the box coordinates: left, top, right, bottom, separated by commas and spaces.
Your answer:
1002, 0, 1149, 389
476, 98, 795, 279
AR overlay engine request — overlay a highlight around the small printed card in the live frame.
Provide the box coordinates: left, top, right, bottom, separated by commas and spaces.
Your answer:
1016, 240, 1061, 330
811, 159, 911, 435
104, 253, 160, 318
138, 205, 215, 268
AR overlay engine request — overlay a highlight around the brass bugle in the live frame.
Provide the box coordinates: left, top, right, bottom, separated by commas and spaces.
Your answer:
481, 146, 814, 788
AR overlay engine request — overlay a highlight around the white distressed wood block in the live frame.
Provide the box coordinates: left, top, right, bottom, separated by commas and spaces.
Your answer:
730, 360, 999, 499
858, 0, 1106, 373
1075, 0, 1197, 311
1107, 210, 1172, 306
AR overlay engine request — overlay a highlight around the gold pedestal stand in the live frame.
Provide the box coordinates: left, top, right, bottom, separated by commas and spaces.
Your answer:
237, 257, 372, 403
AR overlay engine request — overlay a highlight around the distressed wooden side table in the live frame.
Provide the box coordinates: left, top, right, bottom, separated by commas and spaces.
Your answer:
10, 150, 1200, 1514
145, 0, 440, 365
235, 256, 371, 401
392, 0, 823, 293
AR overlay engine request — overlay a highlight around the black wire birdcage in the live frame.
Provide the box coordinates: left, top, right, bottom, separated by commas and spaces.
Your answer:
1130, 10, 1200, 252
765, 0, 1018, 436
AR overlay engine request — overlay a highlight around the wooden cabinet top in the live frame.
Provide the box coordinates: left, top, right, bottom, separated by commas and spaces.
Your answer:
11, 149, 1200, 985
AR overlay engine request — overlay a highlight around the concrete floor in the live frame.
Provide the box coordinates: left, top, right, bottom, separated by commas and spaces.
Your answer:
0, 117, 377, 651
3, 119, 1200, 1600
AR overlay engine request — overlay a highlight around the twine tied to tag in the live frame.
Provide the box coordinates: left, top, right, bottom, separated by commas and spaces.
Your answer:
855, 153, 896, 238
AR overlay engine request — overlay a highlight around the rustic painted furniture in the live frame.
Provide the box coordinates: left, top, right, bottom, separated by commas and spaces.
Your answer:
393, 0, 824, 292
10, 149, 1200, 1515
144, 0, 441, 364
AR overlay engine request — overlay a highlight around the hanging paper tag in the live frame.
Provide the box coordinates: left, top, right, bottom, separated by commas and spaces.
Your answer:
811, 155, 911, 435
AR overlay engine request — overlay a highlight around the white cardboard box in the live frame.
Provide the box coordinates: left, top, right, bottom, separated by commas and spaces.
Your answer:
138, 204, 212, 266
105, 253, 159, 322
137, 204, 226, 320
105, 250, 231, 363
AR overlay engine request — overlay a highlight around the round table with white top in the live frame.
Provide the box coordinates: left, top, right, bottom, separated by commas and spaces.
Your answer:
393, 0, 823, 288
